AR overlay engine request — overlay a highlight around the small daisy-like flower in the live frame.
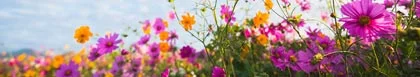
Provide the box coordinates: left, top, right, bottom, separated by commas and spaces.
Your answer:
180, 13, 196, 31
264, 0, 273, 10
153, 18, 166, 34
253, 11, 269, 28
74, 25, 93, 44
256, 35, 269, 45
97, 33, 122, 54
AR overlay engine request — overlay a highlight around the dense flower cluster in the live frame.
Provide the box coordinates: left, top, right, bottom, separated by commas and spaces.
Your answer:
3, 0, 420, 76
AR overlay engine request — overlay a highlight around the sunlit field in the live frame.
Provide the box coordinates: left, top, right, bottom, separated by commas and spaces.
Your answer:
1, 0, 420, 76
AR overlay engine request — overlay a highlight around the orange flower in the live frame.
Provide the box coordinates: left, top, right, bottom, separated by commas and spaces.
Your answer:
257, 35, 268, 45
180, 13, 195, 31
159, 31, 170, 41
159, 42, 170, 52
253, 11, 269, 28
264, 0, 273, 10
52, 55, 64, 68
74, 25, 93, 44
17, 53, 26, 62
24, 69, 36, 77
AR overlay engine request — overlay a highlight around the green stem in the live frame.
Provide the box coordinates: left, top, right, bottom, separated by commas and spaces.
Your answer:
372, 44, 380, 69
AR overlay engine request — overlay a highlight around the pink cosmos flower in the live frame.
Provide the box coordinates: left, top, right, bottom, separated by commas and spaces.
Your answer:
220, 4, 236, 25
339, 0, 396, 43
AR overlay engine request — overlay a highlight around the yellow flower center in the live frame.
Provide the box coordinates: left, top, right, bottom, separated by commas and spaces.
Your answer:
106, 42, 113, 47
290, 55, 297, 62
65, 70, 72, 76
314, 53, 324, 61
358, 16, 370, 25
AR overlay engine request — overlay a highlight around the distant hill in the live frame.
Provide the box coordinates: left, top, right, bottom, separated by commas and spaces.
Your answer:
1, 48, 37, 58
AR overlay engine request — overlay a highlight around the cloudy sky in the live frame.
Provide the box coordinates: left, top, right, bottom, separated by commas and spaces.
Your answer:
0, 0, 335, 53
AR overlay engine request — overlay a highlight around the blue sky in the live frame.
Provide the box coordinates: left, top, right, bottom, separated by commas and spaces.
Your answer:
0, 0, 334, 53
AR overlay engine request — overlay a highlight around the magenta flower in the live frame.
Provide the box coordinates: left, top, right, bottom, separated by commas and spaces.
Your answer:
281, 0, 290, 5
168, 11, 175, 20
212, 66, 226, 77
148, 43, 160, 59
97, 33, 122, 54
168, 30, 178, 43
88, 48, 102, 61
299, 2, 311, 11
416, 2, 420, 18
383, 0, 395, 8
270, 46, 301, 71
121, 49, 128, 55
398, 0, 411, 6
243, 28, 252, 39
179, 45, 198, 63
179, 45, 195, 58
153, 18, 166, 34
340, 0, 396, 43
137, 35, 150, 45
161, 68, 170, 77
55, 61, 80, 77
220, 4, 236, 25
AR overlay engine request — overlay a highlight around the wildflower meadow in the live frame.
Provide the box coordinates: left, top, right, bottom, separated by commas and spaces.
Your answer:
3, 0, 420, 76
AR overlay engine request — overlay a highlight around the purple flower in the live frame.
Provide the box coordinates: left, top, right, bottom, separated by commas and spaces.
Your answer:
121, 49, 129, 55
168, 30, 178, 42
220, 4, 236, 25
88, 48, 102, 61
97, 33, 122, 54
296, 51, 316, 73
148, 43, 160, 59
180, 45, 198, 63
306, 29, 336, 52
212, 66, 225, 77
92, 70, 105, 77
137, 35, 150, 45
270, 47, 301, 71
153, 18, 166, 34
111, 56, 125, 75
161, 68, 170, 77
179, 45, 195, 58
55, 61, 80, 77
340, 0, 396, 43
383, 0, 395, 8
416, 2, 420, 18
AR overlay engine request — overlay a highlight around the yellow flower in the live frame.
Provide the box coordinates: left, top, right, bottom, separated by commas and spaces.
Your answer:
74, 25, 93, 44
264, 0, 273, 10
72, 55, 82, 65
163, 19, 169, 27
105, 72, 114, 77
180, 13, 196, 31
52, 55, 64, 68
159, 31, 170, 41
24, 69, 36, 77
257, 35, 268, 45
28, 56, 35, 62
159, 42, 170, 52
253, 11, 269, 28
143, 26, 151, 35
17, 53, 27, 62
